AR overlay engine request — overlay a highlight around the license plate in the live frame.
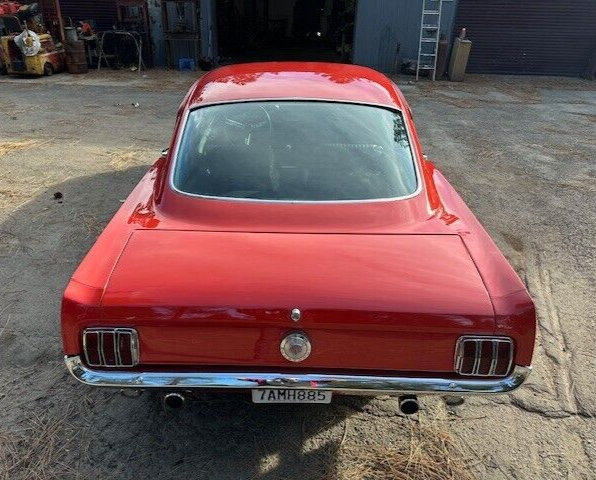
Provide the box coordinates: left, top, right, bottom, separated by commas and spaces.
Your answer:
252, 389, 332, 404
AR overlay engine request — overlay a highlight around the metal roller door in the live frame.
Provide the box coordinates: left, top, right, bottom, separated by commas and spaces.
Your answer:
454, 0, 596, 76
56, 0, 118, 32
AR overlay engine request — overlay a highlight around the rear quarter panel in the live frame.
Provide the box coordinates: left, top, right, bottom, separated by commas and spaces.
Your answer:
428, 163, 536, 366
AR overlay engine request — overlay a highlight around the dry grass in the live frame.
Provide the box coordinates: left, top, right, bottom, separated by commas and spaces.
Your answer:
433, 94, 479, 109
0, 407, 81, 480
332, 404, 474, 480
527, 142, 590, 161
571, 112, 596, 123
108, 147, 152, 171
0, 141, 39, 158
0, 189, 23, 206
0, 139, 55, 159
74, 212, 104, 238
0, 188, 28, 216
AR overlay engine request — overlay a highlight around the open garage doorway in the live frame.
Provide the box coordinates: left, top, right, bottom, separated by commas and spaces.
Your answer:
215, 0, 357, 64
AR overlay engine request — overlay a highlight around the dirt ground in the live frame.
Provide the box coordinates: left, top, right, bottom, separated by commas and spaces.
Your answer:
0, 70, 594, 480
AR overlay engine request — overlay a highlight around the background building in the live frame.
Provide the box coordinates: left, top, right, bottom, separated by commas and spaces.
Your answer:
22, 0, 596, 77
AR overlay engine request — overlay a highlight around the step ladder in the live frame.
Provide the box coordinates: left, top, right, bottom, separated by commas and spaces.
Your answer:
415, 0, 444, 81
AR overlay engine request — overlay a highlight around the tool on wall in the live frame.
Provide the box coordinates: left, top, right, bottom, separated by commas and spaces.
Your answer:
415, 0, 443, 81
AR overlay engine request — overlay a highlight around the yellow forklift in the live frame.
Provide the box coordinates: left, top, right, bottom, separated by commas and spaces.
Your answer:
0, 4, 65, 76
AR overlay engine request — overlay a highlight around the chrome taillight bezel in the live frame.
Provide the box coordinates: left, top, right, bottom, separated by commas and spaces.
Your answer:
454, 336, 514, 377
83, 328, 139, 368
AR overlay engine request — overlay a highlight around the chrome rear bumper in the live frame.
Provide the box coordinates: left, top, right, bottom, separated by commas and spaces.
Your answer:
65, 356, 531, 395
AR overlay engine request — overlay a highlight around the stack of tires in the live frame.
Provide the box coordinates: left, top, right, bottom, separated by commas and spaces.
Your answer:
65, 40, 88, 74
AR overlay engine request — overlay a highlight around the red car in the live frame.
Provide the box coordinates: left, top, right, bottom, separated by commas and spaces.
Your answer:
62, 62, 535, 412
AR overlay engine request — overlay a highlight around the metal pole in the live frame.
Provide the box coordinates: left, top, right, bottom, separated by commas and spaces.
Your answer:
53, 0, 66, 43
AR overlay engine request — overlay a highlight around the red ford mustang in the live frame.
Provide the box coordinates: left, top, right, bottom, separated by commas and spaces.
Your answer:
61, 62, 535, 411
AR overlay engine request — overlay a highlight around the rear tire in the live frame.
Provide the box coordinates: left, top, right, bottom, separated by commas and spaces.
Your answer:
43, 63, 53, 76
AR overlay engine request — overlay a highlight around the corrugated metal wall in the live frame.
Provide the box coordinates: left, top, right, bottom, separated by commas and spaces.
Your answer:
38, 1, 56, 25
36, 0, 118, 40
58, 0, 118, 31
454, 0, 596, 76
352, 0, 457, 73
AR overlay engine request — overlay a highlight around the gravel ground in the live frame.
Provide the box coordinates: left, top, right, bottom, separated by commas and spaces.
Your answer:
0, 70, 594, 479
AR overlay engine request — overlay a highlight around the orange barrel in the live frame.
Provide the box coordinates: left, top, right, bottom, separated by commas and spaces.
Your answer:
65, 40, 88, 74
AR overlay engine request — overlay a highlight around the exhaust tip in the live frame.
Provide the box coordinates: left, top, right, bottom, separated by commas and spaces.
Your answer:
398, 395, 419, 415
163, 392, 186, 410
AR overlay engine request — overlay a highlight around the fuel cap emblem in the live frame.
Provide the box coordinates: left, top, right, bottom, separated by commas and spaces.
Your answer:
280, 332, 311, 362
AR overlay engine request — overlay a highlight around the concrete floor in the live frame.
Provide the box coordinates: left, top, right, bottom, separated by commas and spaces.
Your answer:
0, 70, 595, 479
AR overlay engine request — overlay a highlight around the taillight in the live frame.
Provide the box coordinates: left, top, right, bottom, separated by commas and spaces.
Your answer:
83, 328, 139, 367
455, 336, 513, 377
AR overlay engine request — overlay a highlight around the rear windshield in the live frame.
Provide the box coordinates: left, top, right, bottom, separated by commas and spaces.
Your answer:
172, 101, 418, 201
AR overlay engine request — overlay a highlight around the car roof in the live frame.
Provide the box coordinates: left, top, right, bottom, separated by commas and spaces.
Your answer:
186, 62, 407, 111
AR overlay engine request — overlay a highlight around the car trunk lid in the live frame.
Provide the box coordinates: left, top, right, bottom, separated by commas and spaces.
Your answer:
100, 230, 494, 372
